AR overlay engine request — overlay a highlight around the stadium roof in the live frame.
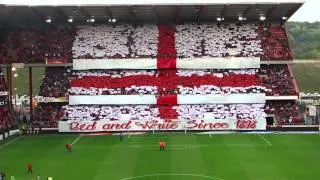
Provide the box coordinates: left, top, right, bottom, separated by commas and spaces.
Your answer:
0, 0, 304, 23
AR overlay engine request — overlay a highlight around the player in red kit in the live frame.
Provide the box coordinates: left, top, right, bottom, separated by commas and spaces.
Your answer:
163, 141, 166, 150
159, 140, 165, 151
65, 143, 72, 152
27, 163, 32, 174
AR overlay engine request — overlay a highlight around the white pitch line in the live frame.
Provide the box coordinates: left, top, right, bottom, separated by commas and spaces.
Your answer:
120, 173, 225, 180
73, 144, 266, 150
0, 136, 20, 149
258, 134, 272, 146
71, 134, 83, 145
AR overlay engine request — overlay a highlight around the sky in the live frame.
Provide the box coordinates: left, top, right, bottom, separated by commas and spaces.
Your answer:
289, 0, 320, 22
0, 0, 319, 22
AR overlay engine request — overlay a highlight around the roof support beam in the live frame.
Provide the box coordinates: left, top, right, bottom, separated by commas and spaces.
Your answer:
79, 7, 90, 19
243, 4, 254, 18
195, 5, 205, 24
285, 3, 303, 21
266, 4, 278, 20
54, 7, 68, 20
220, 4, 228, 19
104, 6, 113, 19
30, 7, 46, 20
128, 6, 136, 24
152, 6, 157, 23
174, 5, 181, 24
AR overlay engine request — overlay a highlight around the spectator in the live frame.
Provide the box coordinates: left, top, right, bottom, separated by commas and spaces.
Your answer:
39, 67, 71, 97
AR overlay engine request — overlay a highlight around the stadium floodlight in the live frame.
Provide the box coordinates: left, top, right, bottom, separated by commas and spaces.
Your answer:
260, 16, 266, 21
282, 16, 288, 20
67, 18, 73, 23
87, 18, 95, 23
45, 18, 52, 23
112, 18, 116, 23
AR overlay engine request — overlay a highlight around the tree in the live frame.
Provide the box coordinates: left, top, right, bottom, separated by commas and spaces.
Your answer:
286, 21, 320, 59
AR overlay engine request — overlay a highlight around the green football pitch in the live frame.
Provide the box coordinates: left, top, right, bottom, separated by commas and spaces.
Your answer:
0, 133, 320, 180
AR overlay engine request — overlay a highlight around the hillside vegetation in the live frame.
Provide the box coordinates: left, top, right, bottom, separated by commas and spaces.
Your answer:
286, 22, 320, 59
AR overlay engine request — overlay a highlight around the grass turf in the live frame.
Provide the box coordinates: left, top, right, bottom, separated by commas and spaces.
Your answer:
0, 133, 320, 180
292, 63, 320, 93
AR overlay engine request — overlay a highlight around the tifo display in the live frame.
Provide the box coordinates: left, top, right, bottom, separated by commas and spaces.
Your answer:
0, 14, 304, 133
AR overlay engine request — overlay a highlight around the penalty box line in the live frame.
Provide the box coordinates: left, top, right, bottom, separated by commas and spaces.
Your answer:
258, 134, 273, 146
74, 143, 269, 149
0, 136, 20, 149
71, 134, 83, 145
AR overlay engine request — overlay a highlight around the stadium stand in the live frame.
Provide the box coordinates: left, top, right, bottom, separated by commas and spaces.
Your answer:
0, 71, 8, 92
32, 103, 65, 128
39, 67, 71, 97
0, 44, 8, 64
265, 101, 302, 125
0, 105, 10, 131
0, 4, 302, 129
25, 100, 300, 128
0, 24, 293, 62
2, 26, 75, 63
260, 25, 293, 61
0, 69, 11, 132
68, 65, 297, 96
71, 24, 290, 61
175, 24, 262, 58
32, 67, 70, 128
62, 104, 266, 122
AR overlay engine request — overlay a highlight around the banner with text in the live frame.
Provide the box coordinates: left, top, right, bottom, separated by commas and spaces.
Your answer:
58, 118, 266, 132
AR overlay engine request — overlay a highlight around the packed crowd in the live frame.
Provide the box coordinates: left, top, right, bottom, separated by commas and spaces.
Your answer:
0, 96, 11, 132
0, 23, 299, 129
265, 101, 302, 125
0, 68, 11, 132
39, 67, 71, 97
0, 24, 293, 63
69, 69, 264, 95
73, 24, 262, 59
260, 65, 297, 95
0, 44, 8, 64
0, 71, 8, 92
73, 25, 158, 59
174, 104, 266, 121
24, 100, 302, 128
69, 65, 296, 96
260, 25, 293, 60
175, 24, 262, 58
2, 26, 76, 63
71, 24, 291, 60
32, 103, 65, 128
63, 105, 159, 121
0, 30, 9, 64
62, 104, 266, 122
